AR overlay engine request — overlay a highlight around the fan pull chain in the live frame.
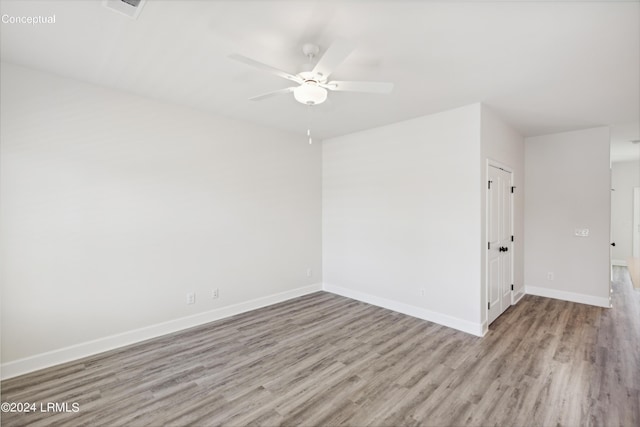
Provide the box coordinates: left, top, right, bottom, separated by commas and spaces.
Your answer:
306, 105, 313, 144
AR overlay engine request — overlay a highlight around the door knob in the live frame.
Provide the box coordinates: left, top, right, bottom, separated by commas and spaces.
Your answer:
611, 242, 616, 247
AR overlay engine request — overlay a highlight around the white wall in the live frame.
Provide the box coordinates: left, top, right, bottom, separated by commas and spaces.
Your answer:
524, 127, 611, 307
322, 104, 483, 335
0, 63, 322, 373
611, 160, 640, 263
480, 106, 525, 323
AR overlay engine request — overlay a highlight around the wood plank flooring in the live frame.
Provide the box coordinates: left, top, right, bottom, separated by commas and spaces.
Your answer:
627, 257, 640, 289
2, 269, 639, 426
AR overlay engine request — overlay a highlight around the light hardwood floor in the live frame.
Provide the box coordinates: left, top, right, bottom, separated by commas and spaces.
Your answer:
627, 257, 640, 289
2, 269, 639, 426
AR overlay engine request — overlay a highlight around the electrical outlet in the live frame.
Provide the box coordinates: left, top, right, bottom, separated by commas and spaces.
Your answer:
212, 288, 219, 299
420, 288, 426, 297
186, 292, 196, 305
574, 228, 590, 237
546, 272, 554, 281
306, 268, 312, 278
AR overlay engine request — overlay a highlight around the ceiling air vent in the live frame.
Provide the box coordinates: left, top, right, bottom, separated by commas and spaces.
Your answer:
103, 0, 147, 19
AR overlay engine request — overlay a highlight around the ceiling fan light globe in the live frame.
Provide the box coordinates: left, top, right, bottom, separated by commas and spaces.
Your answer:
294, 84, 327, 105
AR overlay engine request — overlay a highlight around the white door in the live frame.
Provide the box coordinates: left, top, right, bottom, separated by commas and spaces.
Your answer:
487, 165, 512, 325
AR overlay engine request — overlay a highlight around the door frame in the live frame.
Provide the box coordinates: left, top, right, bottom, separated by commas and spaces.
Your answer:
634, 187, 640, 258
485, 159, 515, 324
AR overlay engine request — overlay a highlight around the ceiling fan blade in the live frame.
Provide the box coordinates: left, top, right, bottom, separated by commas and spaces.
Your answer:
248, 87, 296, 101
229, 54, 302, 84
324, 81, 394, 94
311, 39, 354, 80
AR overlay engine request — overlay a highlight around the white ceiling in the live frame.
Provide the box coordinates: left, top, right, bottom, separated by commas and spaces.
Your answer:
1, 0, 639, 158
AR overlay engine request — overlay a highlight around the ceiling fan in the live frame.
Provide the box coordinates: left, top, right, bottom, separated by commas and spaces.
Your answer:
229, 40, 394, 106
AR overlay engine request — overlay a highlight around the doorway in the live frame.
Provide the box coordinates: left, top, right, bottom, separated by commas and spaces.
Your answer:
487, 164, 513, 325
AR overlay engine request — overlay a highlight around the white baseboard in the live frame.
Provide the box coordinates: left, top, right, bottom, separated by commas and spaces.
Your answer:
612, 259, 628, 267
322, 283, 484, 337
513, 289, 525, 304
525, 285, 610, 308
1, 283, 322, 380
